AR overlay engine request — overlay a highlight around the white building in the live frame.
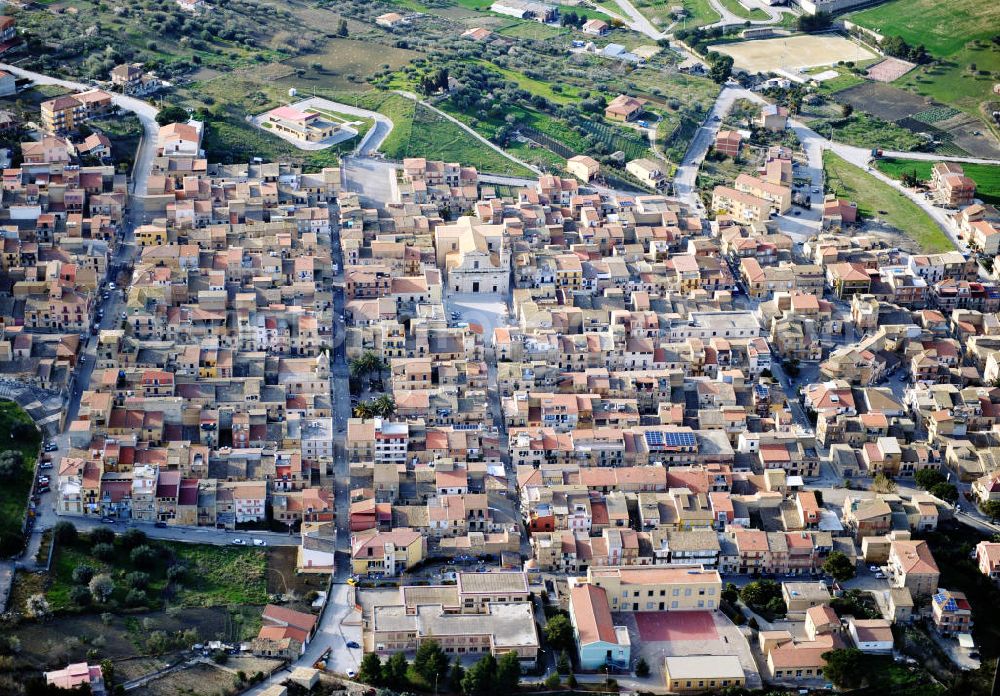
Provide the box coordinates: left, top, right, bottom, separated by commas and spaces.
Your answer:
434, 216, 510, 295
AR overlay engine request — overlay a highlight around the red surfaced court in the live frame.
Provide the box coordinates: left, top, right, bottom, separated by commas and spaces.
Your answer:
635, 610, 719, 642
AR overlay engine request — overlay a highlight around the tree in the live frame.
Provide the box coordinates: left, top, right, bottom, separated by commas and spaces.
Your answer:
462, 654, 497, 696
544, 614, 574, 653
930, 482, 959, 503
70, 585, 92, 607
823, 551, 856, 582
381, 652, 408, 689
556, 650, 571, 675
357, 652, 382, 684
155, 104, 189, 127
414, 640, 449, 687
567, 674, 577, 689
635, 657, 650, 678
545, 674, 561, 688
101, 659, 115, 689
821, 648, 867, 688
352, 401, 376, 419
125, 589, 146, 607
120, 528, 147, 550
914, 469, 946, 490
130, 544, 157, 569
708, 54, 734, 84
337, 19, 348, 37
89, 526, 115, 546
495, 651, 521, 692
448, 657, 465, 692
25, 593, 51, 621
89, 573, 115, 603
125, 571, 150, 590
350, 351, 385, 381
372, 394, 396, 418
841, 103, 854, 118
50, 522, 78, 548
871, 472, 896, 494
739, 580, 781, 610
72, 564, 95, 584
982, 499, 1000, 521
92, 542, 116, 561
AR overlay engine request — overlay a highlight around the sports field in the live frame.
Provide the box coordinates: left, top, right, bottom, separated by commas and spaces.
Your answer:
710, 34, 876, 74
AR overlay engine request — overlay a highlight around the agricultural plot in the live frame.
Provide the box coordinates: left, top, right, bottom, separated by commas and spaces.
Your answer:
579, 120, 650, 161
832, 82, 1000, 158
846, 0, 1000, 152
279, 39, 423, 92
710, 34, 876, 74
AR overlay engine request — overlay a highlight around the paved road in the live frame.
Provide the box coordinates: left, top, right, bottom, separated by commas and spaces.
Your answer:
0, 63, 160, 195
395, 90, 542, 175
672, 85, 745, 209
243, 163, 361, 696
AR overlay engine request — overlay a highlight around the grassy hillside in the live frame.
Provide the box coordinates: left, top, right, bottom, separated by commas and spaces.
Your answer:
875, 158, 1000, 205
823, 151, 952, 253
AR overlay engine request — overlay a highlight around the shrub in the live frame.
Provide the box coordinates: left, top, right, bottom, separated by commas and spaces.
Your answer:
125, 571, 150, 590
545, 673, 561, 688
125, 589, 146, 607
120, 528, 148, 550
92, 543, 116, 562
89, 527, 115, 546
53, 521, 78, 545
129, 545, 157, 569
70, 586, 92, 607
89, 574, 115, 603
72, 564, 96, 584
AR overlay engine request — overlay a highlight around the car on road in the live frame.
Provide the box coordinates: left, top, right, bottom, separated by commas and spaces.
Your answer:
869, 565, 878, 572
232, 538, 246, 545
101, 517, 115, 523
154, 521, 167, 528
874, 572, 886, 579
44, 442, 58, 452
346, 641, 360, 649
811, 187, 820, 194
37, 475, 50, 484
108, 282, 116, 290
252, 538, 266, 547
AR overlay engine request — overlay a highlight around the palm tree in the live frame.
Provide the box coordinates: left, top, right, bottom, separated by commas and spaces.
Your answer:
372, 394, 396, 418
352, 401, 375, 419
349, 351, 386, 387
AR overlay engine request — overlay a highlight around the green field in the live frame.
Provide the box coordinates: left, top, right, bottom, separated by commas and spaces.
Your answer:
717, 0, 768, 21
45, 531, 268, 613
475, 61, 580, 105
847, 0, 1000, 134
823, 151, 952, 253
0, 401, 41, 557
875, 157, 1000, 205
810, 113, 926, 152
392, 103, 535, 176
848, 0, 1000, 57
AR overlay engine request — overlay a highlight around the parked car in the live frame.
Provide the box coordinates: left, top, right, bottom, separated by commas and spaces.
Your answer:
39, 462, 53, 469
252, 538, 266, 547
154, 521, 167, 528
346, 641, 360, 649
232, 538, 246, 545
